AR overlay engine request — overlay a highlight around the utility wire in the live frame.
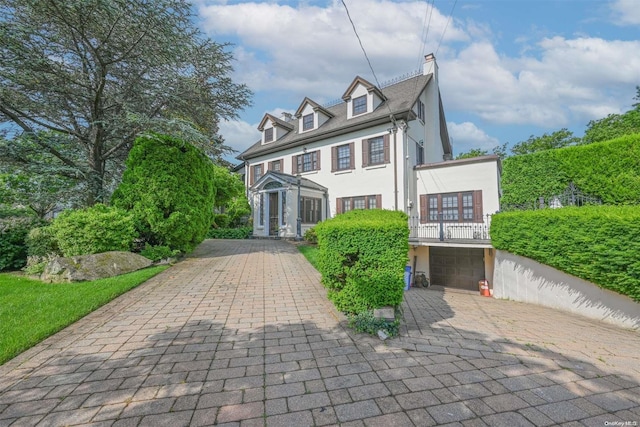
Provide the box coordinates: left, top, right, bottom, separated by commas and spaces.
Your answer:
435, 0, 458, 56
411, 0, 436, 106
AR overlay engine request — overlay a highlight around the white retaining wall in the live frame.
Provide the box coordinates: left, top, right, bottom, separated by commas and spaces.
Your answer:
493, 250, 640, 330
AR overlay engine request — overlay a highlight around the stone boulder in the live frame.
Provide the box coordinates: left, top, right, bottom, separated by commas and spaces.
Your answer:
41, 251, 152, 283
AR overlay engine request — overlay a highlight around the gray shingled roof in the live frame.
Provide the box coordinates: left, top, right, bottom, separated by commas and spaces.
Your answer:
238, 74, 433, 160
252, 170, 328, 192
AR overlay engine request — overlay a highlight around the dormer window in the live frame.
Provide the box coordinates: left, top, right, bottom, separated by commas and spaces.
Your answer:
295, 97, 334, 133
303, 114, 314, 131
343, 77, 385, 120
264, 128, 274, 143
258, 113, 294, 144
353, 95, 367, 115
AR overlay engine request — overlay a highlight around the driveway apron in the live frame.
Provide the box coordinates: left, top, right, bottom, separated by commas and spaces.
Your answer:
0, 239, 638, 426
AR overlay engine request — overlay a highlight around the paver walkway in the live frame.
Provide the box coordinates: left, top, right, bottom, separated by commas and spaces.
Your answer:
0, 239, 639, 426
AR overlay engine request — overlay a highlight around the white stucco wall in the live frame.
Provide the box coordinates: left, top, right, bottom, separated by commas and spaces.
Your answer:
247, 122, 410, 217
415, 157, 501, 216
493, 250, 640, 330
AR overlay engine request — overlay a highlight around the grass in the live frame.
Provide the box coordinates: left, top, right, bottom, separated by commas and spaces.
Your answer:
0, 265, 169, 365
297, 244, 319, 269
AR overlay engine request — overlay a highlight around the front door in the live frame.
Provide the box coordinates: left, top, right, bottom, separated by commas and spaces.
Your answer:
268, 192, 279, 236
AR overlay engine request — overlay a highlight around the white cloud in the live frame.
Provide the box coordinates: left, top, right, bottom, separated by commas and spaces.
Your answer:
441, 37, 640, 127
201, 0, 640, 144
199, 0, 467, 98
448, 121, 499, 154
219, 119, 260, 161
610, 0, 640, 25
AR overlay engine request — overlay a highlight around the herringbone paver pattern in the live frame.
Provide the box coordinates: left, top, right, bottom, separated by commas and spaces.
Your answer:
0, 239, 638, 426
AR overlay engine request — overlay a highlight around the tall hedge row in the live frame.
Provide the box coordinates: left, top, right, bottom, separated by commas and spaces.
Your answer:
490, 206, 640, 301
501, 134, 640, 207
315, 210, 409, 314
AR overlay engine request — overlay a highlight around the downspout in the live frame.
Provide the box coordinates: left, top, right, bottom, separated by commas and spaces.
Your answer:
401, 121, 410, 215
392, 124, 398, 211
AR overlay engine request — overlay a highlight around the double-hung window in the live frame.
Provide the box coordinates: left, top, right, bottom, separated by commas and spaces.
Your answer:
352, 95, 367, 115
362, 135, 390, 167
332, 143, 354, 172
362, 134, 390, 167
368, 137, 384, 165
250, 163, 264, 185
302, 114, 314, 131
264, 128, 273, 143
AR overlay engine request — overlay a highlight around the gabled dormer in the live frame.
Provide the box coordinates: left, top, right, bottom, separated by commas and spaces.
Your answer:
294, 97, 334, 133
342, 76, 386, 120
258, 113, 294, 144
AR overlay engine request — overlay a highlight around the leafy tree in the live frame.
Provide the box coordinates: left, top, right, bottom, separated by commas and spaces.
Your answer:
455, 148, 488, 160
0, 0, 251, 205
455, 142, 508, 160
212, 166, 250, 227
582, 110, 640, 144
510, 128, 580, 156
111, 134, 216, 253
582, 86, 640, 144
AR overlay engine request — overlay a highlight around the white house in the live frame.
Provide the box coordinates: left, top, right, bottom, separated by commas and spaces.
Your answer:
237, 54, 502, 291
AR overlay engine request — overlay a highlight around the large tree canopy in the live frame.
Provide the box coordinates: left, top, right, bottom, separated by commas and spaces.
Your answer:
0, 0, 251, 205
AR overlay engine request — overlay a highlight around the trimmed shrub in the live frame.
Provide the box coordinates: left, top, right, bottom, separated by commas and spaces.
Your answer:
26, 226, 60, 258
140, 243, 180, 262
315, 209, 409, 314
348, 310, 400, 337
303, 227, 317, 244
206, 226, 252, 239
501, 134, 640, 208
490, 206, 640, 301
111, 134, 216, 253
50, 204, 136, 256
0, 210, 44, 271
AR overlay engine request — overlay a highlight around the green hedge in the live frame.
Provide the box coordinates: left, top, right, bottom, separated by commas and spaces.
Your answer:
0, 211, 44, 271
51, 204, 137, 256
490, 206, 640, 301
501, 134, 640, 207
206, 226, 252, 239
315, 209, 409, 314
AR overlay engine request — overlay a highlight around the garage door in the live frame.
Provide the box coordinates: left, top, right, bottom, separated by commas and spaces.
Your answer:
429, 247, 485, 291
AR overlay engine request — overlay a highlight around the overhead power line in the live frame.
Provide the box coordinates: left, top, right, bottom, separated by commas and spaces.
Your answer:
435, 0, 458, 56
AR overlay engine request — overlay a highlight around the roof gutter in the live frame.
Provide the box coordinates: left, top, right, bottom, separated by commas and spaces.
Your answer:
239, 109, 416, 160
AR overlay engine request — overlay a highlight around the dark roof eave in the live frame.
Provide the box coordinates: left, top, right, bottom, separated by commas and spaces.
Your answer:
414, 154, 501, 171
240, 109, 415, 160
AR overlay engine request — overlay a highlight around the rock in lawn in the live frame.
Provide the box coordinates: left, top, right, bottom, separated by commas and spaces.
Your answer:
42, 251, 152, 283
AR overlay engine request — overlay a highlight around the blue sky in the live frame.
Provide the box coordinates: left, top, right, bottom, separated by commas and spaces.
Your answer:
193, 0, 640, 162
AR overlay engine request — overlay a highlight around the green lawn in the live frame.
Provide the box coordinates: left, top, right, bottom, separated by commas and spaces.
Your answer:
0, 266, 169, 365
298, 244, 319, 269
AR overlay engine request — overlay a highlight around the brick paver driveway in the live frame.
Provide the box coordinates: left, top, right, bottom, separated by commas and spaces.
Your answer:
1, 239, 639, 426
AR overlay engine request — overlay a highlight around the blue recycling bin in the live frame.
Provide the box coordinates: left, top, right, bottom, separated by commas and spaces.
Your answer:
404, 266, 412, 291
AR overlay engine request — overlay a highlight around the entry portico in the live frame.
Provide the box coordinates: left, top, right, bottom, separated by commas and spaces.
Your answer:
251, 170, 328, 238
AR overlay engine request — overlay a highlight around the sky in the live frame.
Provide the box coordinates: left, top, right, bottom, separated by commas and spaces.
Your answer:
192, 0, 640, 163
